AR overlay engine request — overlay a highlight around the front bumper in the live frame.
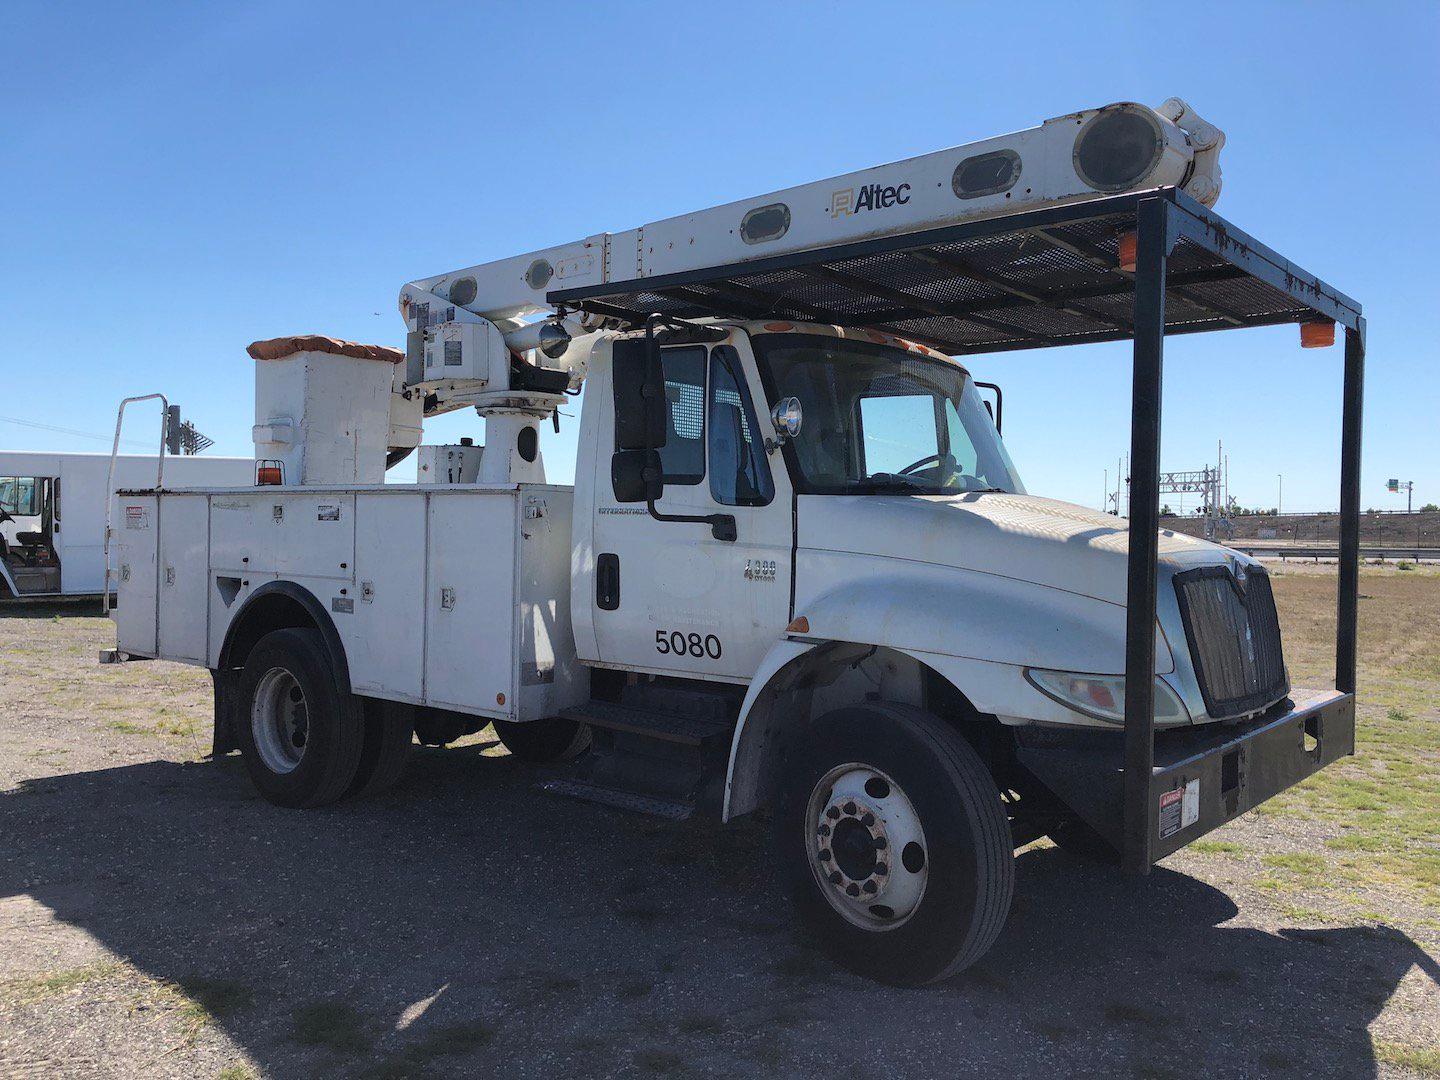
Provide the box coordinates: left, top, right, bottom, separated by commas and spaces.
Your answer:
1016, 688, 1355, 863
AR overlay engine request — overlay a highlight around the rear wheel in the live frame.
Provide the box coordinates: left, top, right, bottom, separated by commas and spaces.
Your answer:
774, 702, 1014, 985
492, 716, 591, 763
236, 628, 364, 808
348, 698, 414, 798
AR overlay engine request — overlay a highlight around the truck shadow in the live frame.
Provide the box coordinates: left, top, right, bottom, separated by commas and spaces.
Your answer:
2, 748, 1434, 1079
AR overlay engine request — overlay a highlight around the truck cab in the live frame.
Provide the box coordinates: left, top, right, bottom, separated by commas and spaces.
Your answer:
575, 320, 1273, 741
0, 472, 60, 596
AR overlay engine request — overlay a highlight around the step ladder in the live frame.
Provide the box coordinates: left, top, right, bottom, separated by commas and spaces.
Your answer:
538, 691, 738, 820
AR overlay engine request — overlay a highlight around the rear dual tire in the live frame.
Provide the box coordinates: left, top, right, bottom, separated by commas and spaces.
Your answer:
492, 716, 591, 763
235, 628, 412, 807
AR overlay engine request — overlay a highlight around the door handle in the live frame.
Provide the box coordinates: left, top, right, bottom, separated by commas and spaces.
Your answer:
597, 553, 620, 611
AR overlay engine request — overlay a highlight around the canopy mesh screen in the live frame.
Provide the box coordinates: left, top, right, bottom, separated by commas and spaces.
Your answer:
551, 192, 1356, 356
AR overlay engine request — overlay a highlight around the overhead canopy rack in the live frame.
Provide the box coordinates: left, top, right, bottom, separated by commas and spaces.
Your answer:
555, 187, 1366, 878
549, 187, 1361, 354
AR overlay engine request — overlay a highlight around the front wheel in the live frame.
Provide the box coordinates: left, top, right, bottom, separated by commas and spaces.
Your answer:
774, 703, 1014, 986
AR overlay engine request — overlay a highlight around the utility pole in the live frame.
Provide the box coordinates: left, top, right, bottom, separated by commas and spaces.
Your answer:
1278, 474, 1283, 516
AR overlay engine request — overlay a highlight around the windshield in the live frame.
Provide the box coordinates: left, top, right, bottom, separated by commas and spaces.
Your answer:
753, 334, 1023, 496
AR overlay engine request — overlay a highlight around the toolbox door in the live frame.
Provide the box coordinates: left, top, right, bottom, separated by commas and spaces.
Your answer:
113, 496, 159, 656
157, 495, 209, 662
423, 491, 517, 717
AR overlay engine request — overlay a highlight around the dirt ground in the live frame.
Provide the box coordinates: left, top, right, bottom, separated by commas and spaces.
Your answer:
1, 567, 1437, 1079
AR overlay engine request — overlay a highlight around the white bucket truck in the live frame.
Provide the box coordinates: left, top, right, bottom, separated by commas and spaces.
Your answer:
105, 99, 1364, 984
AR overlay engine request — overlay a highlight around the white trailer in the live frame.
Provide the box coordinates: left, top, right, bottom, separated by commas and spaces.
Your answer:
0, 451, 251, 600
103, 99, 1364, 985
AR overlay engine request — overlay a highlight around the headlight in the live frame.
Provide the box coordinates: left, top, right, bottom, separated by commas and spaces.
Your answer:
1023, 668, 1189, 725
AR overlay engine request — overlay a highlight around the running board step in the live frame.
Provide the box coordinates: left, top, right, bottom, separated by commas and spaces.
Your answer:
538, 779, 694, 821
558, 701, 732, 747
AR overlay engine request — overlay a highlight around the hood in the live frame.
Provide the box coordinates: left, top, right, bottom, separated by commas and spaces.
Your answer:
797, 492, 1239, 605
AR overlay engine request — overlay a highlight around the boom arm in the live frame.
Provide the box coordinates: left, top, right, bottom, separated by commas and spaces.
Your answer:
393, 97, 1223, 471
399, 97, 1223, 345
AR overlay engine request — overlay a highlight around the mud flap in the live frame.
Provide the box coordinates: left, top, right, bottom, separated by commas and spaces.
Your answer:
211, 668, 241, 757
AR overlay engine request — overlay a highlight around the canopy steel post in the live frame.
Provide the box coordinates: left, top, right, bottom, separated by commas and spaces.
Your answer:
1336, 320, 1366, 694
1122, 196, 1171, 875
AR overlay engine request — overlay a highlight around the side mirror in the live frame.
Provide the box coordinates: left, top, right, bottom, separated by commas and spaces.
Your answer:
612, 338, 668, 453
611, 449, 663, 503
770, 396, 803, 443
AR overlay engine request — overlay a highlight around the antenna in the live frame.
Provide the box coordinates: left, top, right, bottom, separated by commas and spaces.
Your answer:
164, 406, 216, 455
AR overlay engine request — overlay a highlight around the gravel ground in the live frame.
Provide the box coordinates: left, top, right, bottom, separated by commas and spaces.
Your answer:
1, 578, 1437, 1079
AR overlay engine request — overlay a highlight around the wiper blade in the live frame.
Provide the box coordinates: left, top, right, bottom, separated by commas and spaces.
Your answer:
862, 475, 929, 491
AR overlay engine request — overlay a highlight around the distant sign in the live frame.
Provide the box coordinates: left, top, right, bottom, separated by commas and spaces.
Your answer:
1387, 479, 1400, 492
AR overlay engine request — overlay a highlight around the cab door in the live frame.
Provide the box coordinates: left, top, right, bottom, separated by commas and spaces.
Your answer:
589, 331, 792, 682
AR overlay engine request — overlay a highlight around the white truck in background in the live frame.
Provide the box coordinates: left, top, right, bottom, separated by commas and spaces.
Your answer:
103, 100, 1355, 985
0, 451, 251, 600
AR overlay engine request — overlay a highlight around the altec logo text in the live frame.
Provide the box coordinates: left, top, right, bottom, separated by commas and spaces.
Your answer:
830, 182, 911, 219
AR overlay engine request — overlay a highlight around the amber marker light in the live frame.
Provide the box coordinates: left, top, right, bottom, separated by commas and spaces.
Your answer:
786, 616, 810, 634
1117, 230, 1138, 273
1300, 321, 1336, 348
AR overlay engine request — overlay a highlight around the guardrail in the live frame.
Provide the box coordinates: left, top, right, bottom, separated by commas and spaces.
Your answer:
1235, 544, 1440, 562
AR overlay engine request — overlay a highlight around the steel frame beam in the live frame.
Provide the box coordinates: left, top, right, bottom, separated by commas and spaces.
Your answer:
1121, 196, 1171, 875
562, 189, 1366, 876
1119, 196, 1364, 875
1337, 321, 1366, 692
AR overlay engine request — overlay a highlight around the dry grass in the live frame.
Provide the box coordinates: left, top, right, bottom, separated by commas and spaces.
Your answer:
1, 574, 1436, 1076
1257, 566, 1440, 910
0, 608, 213, 768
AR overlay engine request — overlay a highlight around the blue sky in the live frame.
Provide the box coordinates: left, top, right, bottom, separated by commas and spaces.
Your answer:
2, 2, 1436, 513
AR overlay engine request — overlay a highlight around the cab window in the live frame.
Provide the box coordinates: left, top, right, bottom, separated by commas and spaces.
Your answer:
0, 477, 40, 516
708, 346, 774, 506
657, 346, 706, 485
858, 394, 939, 476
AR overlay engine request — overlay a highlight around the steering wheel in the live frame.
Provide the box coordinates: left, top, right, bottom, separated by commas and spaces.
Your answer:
897, 453, 943, 476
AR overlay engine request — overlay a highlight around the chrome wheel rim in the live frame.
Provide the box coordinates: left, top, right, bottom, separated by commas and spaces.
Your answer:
251, 667, 309, 774
805, 763, 928, 930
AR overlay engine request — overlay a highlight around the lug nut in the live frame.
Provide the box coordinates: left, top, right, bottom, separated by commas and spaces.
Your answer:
845, 883, 860, 897
826, 806, 841, 820
817, 823, 831, 837
828, 871, 842, 885
818, 848, 832, 862
860, 812, 875, 827
842, 802, 857, 815
872, 837, 887, 850
874, 863, 887, 876
862, 881, 878, 894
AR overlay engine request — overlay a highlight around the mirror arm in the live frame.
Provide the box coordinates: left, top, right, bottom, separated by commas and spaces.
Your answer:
973, 380, 1003, 434
646, 498, 737, 542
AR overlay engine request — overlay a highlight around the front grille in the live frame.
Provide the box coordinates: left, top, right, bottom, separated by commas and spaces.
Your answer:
1174, 566, 1289, 719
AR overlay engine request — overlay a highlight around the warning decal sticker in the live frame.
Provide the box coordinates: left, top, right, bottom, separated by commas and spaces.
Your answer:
124, 505, 149, 530
1158, 778, 1201, 839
